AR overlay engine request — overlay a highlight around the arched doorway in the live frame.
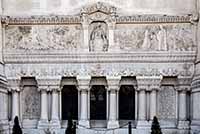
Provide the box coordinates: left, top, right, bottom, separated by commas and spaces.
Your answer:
119, 85, 135, 120
62, 85, 78, 120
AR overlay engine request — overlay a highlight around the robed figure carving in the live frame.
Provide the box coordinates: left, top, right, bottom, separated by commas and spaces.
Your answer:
89, 22, 109, 52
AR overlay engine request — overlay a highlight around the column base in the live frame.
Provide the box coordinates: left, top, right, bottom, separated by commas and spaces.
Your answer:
137, 120, 151, 129
78, 120, 90, 128
37, 119, 49, 129
178, 120, 189, 129
50, 119, 61, 128
107, 120, 119, 129
191, 120, 200, 133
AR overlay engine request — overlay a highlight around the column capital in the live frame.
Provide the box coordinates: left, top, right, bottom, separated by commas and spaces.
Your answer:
177, 78, 191, 92
7, 79, 21, 92
77, 76, 91, 91
136, 76, 162, 91
106, 76, 121, 91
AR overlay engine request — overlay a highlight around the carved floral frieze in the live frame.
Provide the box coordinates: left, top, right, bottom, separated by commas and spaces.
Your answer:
5, 63, 194, 79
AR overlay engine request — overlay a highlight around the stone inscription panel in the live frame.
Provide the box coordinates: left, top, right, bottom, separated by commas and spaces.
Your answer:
115, 24, 195, 52
5, 25, 83, 51
22, 86, 40, 119
158, 86, 176, 119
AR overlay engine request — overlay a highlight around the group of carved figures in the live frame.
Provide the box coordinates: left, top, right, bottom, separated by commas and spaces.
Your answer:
5, 23, 195, 52
115, 25, 195, 51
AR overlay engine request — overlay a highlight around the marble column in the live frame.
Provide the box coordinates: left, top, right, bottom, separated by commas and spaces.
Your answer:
12, 90, 20, 120
178, 88, 189, 129
137, 88, 149, 128
107, 76, 120, 129
38, 88, 49, 128
79, 88, 89, 127
50, 88, 61, 128
150, 89, 157, 120
108, 88, 119, 128
77, 76, 91, 128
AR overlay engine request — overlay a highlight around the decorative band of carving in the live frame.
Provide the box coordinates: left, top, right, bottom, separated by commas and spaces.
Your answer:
3, 52, 196, 63
116, 15, 195, 24
1, 16, 81, 25
1, 14, 196, 25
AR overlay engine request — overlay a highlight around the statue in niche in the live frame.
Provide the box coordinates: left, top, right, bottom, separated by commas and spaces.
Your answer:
157, 25, 167, 51
89, 22, 109, 52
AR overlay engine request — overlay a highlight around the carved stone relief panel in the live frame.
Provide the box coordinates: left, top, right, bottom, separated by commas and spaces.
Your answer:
0, 93, 8, 120
158, 86, 177, 119
5, 25, 83, 51
114, 24, 195, 51
22, 86, 40, 119
89, 22, 109, 52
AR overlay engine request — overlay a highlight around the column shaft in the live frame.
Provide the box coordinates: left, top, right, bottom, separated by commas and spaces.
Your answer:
12, 91, 19, 119
138, 90, 146, 120
150, 90, 157, 120
179, 91, 187, 120
51, 91, 59, 120
40, 90, 48, 120
80, 91, 88, 120
109, 90, 117, 121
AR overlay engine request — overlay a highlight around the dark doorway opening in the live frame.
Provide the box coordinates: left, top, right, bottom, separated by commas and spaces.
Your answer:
119, 85, 135, 120
90, 85, 107, 120
62, 85, 78, 120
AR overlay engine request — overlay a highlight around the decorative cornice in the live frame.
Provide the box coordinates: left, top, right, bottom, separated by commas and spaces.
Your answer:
3, 52, 196, 64
116, 14, 195, 24
0, 14, 195, 25
1, 15, 81, 25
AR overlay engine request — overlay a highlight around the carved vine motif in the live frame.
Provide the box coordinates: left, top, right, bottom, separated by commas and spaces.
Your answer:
22, 86, 40, 119
158, 86, 176, 119
115, 24, 195, 51
5, 25, 82, 51
89, 22, 109, 52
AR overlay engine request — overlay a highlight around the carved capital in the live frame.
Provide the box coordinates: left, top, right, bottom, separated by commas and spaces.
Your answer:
178, 78, 192, 92
107, 76, 121, 91
7, 79, 21, 92
77, 76, 91, 91
136, 76, 162, 91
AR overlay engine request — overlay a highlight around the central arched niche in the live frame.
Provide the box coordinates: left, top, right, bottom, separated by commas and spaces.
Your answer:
89, 21, 109, 52
90, 77, 107, 128
119, 76, 137, 126
61, 77, 78, 127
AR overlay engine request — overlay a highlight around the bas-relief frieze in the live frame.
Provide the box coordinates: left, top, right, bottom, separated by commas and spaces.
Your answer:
158, 86, 177, 120
5, 25, 82, 51
114, 24, 195, 52
22, 86, 40, 119
5, 63, 193, 78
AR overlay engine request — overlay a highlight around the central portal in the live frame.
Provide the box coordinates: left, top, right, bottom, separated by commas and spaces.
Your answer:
90, 85, 107, 128
90, 85, 107, 120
